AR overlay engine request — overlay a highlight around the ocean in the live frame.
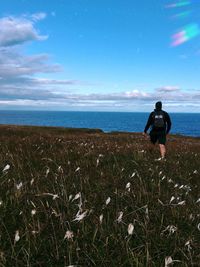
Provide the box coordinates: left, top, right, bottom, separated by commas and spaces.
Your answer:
0, 110, 200, 137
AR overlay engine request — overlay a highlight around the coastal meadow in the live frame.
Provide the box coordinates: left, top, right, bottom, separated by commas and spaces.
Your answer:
0, 125, 199, 266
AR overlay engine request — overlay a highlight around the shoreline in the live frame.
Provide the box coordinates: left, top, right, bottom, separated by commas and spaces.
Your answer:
0, 123, 200, 139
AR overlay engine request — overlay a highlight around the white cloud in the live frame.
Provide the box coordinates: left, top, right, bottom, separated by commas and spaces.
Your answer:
0, 49, 61, 77
156, 86, 180, 93
31, 12, 47, 22
0, 14, 75, 91
1, 87, 200, 112
0, 13, 81, 107
0, 15, 47, 47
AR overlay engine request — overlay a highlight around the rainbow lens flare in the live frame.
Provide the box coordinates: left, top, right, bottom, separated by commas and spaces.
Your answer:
166, 1, 191, 8
171, 23, 200, 46
172, 10, 192, 19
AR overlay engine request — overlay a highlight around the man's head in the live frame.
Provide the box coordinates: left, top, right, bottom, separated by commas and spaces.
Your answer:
155, 101, 162, 110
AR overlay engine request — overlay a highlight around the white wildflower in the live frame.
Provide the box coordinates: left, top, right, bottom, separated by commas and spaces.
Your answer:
14, 230, 20, 243
162, 225, 177, 235
2, 164, 10, 173
99, 214, 103, 224
77, 200, 82, 211
39, 193, 59, 200
64, 230, 74, 240
185, 240, 192, 251
193, 170, 198, 174
52, 194, 59, 200
46, 168, 50, 177
155, 157, 162, 161
165, 256, 180, 266
73, 211, 87, 222
106, 197, 111, 205
189, 214, 195, 221
145, 206, 149, 220
32, 230, 39, 235
51, 209, 60, 217
169, 196, 175, 204
130, 172, 136, 178
72, 192, 81, 201
177, 200, 186, 206
31, 209, 36, 216
174, 184, 179, 188
158, 199, 164, 205
30, 178, 34, 185
30, 200, 36, 208
0, 200, 2, 206
116, 211, 123, 223
96, 158, 100, 167
168, 225, 177, 234
16, 182, 23, 190
128, 223, 134, 235
69, 194, 73, 201
165, 256, 173, 266
75, 167, 80, 172
126, 182, 131, 191
184, 185, 191, 194
197, 223, 200, 231
58, 166, 63, 173
196, 198, 200, 203
139, 150, 145, 153
162, 175, 166, 180
159, 171, 162, 176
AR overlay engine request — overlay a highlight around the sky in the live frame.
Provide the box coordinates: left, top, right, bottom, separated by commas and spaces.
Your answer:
1, 0, 200, 112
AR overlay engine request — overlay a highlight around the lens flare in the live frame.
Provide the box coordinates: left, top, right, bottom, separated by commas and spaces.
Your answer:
171, 23, 200, 46
172, 10, 192, 19
166, 1, 191, 8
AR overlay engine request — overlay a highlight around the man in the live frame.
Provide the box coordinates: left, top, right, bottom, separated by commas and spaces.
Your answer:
143, 101, 171, 159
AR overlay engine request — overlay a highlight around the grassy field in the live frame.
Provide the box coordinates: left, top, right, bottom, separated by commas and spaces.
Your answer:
0, 125, 199, 267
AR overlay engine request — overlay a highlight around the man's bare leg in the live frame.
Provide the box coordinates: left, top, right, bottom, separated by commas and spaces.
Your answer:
159, 144, 166, 159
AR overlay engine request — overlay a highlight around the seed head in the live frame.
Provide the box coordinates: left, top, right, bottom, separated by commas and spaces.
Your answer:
128, 223, 134, 235
2, 164, 10, 173
14, 230, 20, 243
106, 197, 111, 205
116, 211, 123, 223
64, 230, 74, 240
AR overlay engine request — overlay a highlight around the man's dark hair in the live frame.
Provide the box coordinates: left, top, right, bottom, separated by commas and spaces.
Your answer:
155, 101, 162, 110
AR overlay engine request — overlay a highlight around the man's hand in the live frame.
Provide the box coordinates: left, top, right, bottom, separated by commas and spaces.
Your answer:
142, 132, 148, 137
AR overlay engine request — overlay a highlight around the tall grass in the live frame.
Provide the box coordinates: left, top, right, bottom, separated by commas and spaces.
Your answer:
0, 125, 199, 266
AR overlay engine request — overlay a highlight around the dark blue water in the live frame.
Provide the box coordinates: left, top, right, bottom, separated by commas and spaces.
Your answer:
0, 110, 199, 137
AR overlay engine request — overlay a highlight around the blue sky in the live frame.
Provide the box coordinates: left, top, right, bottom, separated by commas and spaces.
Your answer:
1, 0, 200, 112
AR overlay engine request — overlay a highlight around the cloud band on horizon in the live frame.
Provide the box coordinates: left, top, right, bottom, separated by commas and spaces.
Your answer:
0, 13, 200, 112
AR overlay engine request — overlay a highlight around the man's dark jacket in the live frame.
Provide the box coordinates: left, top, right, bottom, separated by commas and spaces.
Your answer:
144, 109, 171, 134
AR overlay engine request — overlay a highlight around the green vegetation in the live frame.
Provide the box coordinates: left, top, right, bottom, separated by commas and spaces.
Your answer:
0, 125, 199, 266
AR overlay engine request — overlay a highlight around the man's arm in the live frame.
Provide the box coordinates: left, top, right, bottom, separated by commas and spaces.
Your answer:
165, 112, 171, 134
144, 113, 153, 133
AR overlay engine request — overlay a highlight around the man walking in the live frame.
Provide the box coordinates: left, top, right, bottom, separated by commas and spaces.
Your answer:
143, 101, 171, 159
